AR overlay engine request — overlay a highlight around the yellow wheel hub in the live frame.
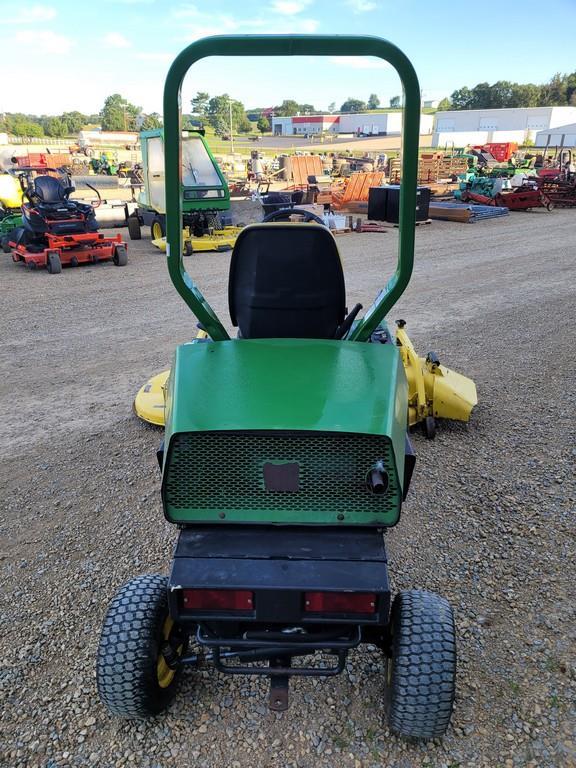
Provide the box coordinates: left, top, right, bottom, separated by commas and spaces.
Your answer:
156, 616, 184, 689
151, 221, 164, 241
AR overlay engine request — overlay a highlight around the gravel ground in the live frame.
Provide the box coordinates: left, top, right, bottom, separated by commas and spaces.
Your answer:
0, 211, 575, 768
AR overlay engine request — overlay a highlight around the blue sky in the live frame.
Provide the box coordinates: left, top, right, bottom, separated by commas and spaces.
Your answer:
2, 0, 575, 116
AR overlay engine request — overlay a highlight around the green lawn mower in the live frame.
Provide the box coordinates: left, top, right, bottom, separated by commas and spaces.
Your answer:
96, 35, 457, 741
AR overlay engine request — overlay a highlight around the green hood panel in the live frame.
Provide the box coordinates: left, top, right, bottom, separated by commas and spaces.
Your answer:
166, 338, 407, 439
163, 338, 409, 525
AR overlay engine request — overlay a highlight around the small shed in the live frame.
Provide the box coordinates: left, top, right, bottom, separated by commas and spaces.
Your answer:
535, 123, 576, 148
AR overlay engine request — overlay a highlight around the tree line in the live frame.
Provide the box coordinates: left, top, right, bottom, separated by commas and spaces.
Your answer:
189, 92, 385, 136
444, 71, 576, 110
0, 94, 162, 138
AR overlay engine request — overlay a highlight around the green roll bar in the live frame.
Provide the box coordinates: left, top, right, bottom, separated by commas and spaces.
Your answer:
163, 35, 420, 342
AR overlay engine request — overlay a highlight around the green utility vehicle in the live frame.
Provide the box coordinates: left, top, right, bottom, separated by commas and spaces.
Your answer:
97, 35, 457, 740
126, 128, 230, 241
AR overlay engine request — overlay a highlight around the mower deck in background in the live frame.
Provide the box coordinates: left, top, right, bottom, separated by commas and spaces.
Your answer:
8, 166, 128, 273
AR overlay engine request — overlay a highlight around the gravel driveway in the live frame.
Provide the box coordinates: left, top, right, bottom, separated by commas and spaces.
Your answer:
0, 211, 574, 768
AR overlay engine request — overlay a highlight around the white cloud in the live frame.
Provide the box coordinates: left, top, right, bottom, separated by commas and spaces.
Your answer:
11, 4, 56, 23
103, 32, 132, 48
297, 18, 319, 31
345, 0, 377, 12
14, 30, 73, 54
135, 52, 173, 62
172, 3, 201, 18
330, 56, 390, 69
271, 0, 312, 14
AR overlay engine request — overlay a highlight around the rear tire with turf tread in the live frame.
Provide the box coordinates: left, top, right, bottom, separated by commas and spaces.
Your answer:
127, 215, 142, 240
96, 574, 186, 718
113, 245, 128, 266
385, 590, 456, 740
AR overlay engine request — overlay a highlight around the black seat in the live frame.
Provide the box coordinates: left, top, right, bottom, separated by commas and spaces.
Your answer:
33, 175, 74, 203
228, 223, 346, 339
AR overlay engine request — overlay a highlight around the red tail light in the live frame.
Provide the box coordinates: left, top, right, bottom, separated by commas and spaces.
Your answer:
304, 592, 377, 614
181, 589, 254, 612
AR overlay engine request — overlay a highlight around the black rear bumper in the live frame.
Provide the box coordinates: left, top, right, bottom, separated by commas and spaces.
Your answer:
168, 525, 390, 627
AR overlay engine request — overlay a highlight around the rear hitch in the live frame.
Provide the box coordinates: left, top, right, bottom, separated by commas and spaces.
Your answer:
269, 657, 291, 711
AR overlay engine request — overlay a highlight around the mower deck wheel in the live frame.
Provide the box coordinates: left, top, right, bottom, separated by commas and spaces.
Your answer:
1, 236, 11, 253
114, 245, 128, 267
151, 217, 165, 241
423, 415, 436, 440
96, 574, 187, 718
127, 215, 142, 240
385, 590, 456, 740
46, 251, 62, 274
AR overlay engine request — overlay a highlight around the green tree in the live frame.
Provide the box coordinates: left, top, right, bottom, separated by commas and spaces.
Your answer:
389, 95, 401, 108
450, 86, 472, 109
274, 99, 300, 116
327, 102, 336, 113
60, 111, 87, 133
191, 91, 210, 115
42, 117, 67, 137
11, 120, 44, 137
486, 81, 514, 109
206, 94, 250, 136
340, 98, 367, 113
437, 97, 451, 111
367, 93, 380, 109
141, 112, 162, 130
509, 83, 540, 108
100, 94, 140, 131
257, 116, 270, 134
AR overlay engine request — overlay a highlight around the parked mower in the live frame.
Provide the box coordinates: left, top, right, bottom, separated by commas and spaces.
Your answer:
8, 167, 127, 273
125, 128, 241, 253
97, 35, 458, 741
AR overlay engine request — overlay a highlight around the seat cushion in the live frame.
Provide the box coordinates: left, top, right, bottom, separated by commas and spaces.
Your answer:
228, 223, 346, 339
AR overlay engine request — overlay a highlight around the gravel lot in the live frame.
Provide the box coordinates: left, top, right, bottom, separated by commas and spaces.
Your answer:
1, 210, 575, 768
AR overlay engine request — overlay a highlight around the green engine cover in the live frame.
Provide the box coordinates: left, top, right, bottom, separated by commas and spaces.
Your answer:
162, 338, 408, 526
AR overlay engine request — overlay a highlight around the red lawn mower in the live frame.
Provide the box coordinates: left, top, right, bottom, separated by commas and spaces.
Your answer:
8, 167, 127, 274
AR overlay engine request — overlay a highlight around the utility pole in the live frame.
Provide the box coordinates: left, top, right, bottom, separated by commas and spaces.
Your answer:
229, 99, 234, 154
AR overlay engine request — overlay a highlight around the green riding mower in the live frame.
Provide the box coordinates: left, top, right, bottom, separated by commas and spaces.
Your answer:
125, 128, 241, 253
96, 35, 457, 741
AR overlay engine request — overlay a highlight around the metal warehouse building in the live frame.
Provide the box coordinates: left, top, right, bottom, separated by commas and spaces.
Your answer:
271, 112, 433, 137
432, 106, 576, 148
272, 116, 340, 135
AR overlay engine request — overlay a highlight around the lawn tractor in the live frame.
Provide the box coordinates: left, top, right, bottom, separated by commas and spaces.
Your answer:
125, 128, 241, 253
0, 172, 23, 252
8, 167, 128, 273
97, 35, 458, 741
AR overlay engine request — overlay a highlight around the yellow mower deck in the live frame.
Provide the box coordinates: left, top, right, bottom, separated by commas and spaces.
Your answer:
134, 326, 477, 432
152, 226, 243, 254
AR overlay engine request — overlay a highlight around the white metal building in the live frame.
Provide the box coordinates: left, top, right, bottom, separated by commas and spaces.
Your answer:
271, 113, 433, 137
432, 106, 576, 147
535, 123, 576, 148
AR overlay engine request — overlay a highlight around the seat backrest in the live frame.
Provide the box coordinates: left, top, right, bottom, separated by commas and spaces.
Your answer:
228, 223, 346, 339
33, 175, 68, 203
